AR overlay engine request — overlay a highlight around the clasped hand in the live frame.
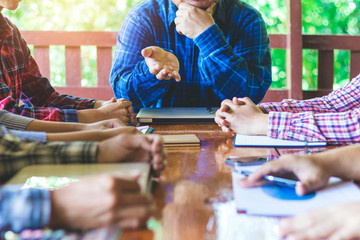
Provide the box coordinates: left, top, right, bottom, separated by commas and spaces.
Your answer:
174, 3, 215, 39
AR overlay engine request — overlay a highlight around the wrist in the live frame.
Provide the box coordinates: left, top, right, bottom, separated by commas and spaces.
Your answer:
255, 113, 269, 135
77, 109, 100, 123
93, 101, 103, 109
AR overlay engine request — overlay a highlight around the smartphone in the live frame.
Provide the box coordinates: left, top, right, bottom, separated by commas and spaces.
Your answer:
225, 156, 268, 166
239, 170, 299, 187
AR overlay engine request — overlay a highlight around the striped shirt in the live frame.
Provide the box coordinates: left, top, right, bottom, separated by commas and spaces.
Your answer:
0, 14, 96, 122
110, 0, 271, 111
259, 74, 360, 145
0, 110, 46, 142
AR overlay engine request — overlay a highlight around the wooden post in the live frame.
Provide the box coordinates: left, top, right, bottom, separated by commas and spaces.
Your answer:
350, 51, 360, 80
318, 50, 334, 90
286, 0, 303, 100
33, 46, 50, 80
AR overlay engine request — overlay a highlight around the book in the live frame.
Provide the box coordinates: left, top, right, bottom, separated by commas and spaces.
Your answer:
162, 134, 200, 147
234, 134, 327, 147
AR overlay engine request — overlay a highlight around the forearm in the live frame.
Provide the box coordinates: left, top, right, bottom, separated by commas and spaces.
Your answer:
46, 130, 114, 142
26, 120, 86, 133
259, 75, 360, 114
267, 110, 360, 144
195, 24, 271, 103
0, 132, 97, 181
314, 144, 360, 180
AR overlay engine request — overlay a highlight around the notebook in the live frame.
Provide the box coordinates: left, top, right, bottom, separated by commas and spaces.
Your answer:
162, 134, 200, 147
136, 107, 218, 124
234, 134, 327, 147
232, 170, 360, 216
6, 163, 151, 193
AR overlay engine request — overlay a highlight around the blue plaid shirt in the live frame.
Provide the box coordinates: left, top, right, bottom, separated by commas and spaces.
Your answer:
0, 185, 50, 233
110, 0, 271, 111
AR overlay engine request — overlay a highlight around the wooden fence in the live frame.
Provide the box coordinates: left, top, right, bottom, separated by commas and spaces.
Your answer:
21, 0, 360, 102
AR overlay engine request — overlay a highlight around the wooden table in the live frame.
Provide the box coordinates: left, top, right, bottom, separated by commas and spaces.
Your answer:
120, 124, 315, 240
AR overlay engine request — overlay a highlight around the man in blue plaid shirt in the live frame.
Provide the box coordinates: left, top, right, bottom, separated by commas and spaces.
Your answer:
110, 0, 271, 111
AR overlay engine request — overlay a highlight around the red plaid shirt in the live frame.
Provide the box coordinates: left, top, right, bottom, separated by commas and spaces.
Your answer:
260, 74, 360, 145
0, 14, 96, 122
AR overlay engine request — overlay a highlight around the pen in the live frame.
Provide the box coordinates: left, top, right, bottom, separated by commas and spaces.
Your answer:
239, 170, 299, 187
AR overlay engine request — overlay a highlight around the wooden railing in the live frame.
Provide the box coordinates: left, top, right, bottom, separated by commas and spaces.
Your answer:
20, 0, 360, 102
21, 31, 117, 100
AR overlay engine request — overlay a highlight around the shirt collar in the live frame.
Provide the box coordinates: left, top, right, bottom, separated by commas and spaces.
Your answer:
167, 0, 226, 27
0, 13, 13, 43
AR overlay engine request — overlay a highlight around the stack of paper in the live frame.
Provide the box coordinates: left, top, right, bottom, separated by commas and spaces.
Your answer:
232, 170, 360, 216
162, 134, 200, 147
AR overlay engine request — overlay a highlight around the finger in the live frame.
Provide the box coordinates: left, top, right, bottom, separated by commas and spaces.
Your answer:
110, 97, 117, 103
172, 71, 181, 82
117, 208, 152, 229
156, 69, 169, 80
141, 47, 154, 58
220, 99, 235, 112
149, 65, 161, 75
221, 125, 231, 133
175, 24, 184, 36
165, 72, 173, 80
248, 161, 289, 183
237, 177, 268, 188
178, 2, 194, 10
232, 97, 245, 105
238, 97, 254, 105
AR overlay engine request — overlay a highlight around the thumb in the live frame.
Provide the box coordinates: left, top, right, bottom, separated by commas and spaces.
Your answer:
141, 47, 154, 58
110, 97, 117, 103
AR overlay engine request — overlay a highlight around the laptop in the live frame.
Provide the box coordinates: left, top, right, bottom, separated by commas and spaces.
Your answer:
136, 107, 218, 124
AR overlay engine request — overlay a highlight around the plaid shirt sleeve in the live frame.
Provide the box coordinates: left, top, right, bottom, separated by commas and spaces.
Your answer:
193, 21, 271, 104
0, 21, 97, 122
260, 74, 360, 144
0, 127, 98, 182
0, 185, 50, 233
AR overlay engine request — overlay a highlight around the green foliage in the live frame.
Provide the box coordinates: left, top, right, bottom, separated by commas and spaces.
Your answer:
3, 0, 360, 90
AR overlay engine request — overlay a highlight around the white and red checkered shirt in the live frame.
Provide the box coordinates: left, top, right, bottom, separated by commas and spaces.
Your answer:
259, 74, 360, 145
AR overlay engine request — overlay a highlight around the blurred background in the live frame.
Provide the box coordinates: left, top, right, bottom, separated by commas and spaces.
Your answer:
3, 0, 360, 91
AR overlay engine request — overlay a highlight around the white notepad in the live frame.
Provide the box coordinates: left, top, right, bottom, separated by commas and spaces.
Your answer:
234, 134, 327, 147
232, 170, 360, 216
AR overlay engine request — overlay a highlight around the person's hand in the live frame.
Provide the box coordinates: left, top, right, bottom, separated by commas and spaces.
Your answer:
78, 99, 133, 124
49, 175, 153, 230
98, 134, 166, 176
279, 202, 360, 239
141, 46, 181, 82
238, 154, 331, 196
94, 97, 133, 113
174, 2, 216, 39
83, 118, 127, 131
215, 97, 268, 135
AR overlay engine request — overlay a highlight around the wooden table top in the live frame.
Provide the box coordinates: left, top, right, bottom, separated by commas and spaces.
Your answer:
119, 123, 315, 240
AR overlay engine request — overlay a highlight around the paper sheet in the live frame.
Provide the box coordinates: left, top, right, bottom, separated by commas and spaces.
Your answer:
232, 170, 360, 216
